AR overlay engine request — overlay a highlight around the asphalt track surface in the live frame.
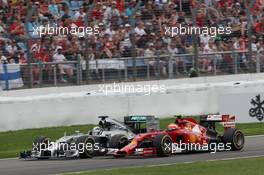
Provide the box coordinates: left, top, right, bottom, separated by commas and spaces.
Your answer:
0, 136, 263, 175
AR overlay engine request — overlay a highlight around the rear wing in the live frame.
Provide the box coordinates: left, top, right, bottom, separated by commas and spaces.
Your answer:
200, 114, 236, 128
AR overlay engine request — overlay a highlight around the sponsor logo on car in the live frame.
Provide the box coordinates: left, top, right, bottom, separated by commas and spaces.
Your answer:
249, 94, 264, 121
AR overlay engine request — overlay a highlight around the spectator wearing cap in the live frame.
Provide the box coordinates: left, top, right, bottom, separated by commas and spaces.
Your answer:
135, 12, 142, 24
121, 15, 130, 26
144, 42, 155, 58
74, 7, 86, 21
134, 22, 146, 36
96, 23, 105, 37
104, 1, 120, 23
91, 2, 103, 21
124, 24, 131, 37
53, 46, 73, 83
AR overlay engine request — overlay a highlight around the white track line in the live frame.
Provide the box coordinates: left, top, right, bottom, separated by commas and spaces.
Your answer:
0, 157, 17, 161
246, 135, 264, 138
206, 155, 264, 162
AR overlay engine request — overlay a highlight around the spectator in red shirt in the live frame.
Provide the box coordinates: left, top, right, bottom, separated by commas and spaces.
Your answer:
196, 11, 206, 27
9, 19, 25, 38
116, 0, 125, 13
255, 18, 264, 34
91, 2, 103, 21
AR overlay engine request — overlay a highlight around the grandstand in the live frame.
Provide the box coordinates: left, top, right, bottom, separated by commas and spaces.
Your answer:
0, 0, 263, 89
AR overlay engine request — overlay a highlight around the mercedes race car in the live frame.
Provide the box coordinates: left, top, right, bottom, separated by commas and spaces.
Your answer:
20, 115, 159, 159
113, 114, 245, 157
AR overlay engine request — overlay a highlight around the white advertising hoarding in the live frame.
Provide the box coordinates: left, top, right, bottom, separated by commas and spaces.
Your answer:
219, 93, 264, 123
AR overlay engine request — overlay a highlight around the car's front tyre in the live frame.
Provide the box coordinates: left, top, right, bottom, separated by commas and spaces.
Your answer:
153, 134, 172, 157
76, 136, 95, 158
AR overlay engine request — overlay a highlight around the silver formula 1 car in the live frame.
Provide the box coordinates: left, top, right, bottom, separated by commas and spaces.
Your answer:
20, 116, 159, 159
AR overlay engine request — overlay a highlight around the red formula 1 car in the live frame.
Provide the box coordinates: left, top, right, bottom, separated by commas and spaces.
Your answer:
113, 115, 245, 157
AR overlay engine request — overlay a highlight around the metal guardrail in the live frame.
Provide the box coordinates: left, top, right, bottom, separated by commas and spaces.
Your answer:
7, 50, 261, 90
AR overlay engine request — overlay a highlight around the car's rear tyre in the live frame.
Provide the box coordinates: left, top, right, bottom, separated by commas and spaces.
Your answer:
222, 128, 244, 151
153, 134, 172, 157
33, 136, 51, 152
109, 134, 128, 149
76, 136, 95, 158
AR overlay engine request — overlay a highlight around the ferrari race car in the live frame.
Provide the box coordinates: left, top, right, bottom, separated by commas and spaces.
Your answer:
20, 115, 159, 159
114, 114, 245, 157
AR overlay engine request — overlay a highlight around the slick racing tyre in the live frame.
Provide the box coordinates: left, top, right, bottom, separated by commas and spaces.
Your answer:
33, 136, 51, 152
109, 134, 129, 149
153, 134, 172, 157
222, 128, 245, 151
76, 136, 96, 158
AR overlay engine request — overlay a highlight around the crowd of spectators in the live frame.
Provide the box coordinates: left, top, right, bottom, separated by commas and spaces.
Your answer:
0, 0, 264, 80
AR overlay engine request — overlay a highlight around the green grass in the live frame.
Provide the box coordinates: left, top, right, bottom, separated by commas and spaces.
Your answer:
232, 123, 264, 136
65, 156, 264, 175
215, 122, 264, 136
0, 117, 263, 159
0, 124, 94, 159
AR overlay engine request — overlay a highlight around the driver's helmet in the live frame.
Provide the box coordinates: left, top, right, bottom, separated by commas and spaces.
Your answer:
92, 126, 102, 136
167, 123, 179, 131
